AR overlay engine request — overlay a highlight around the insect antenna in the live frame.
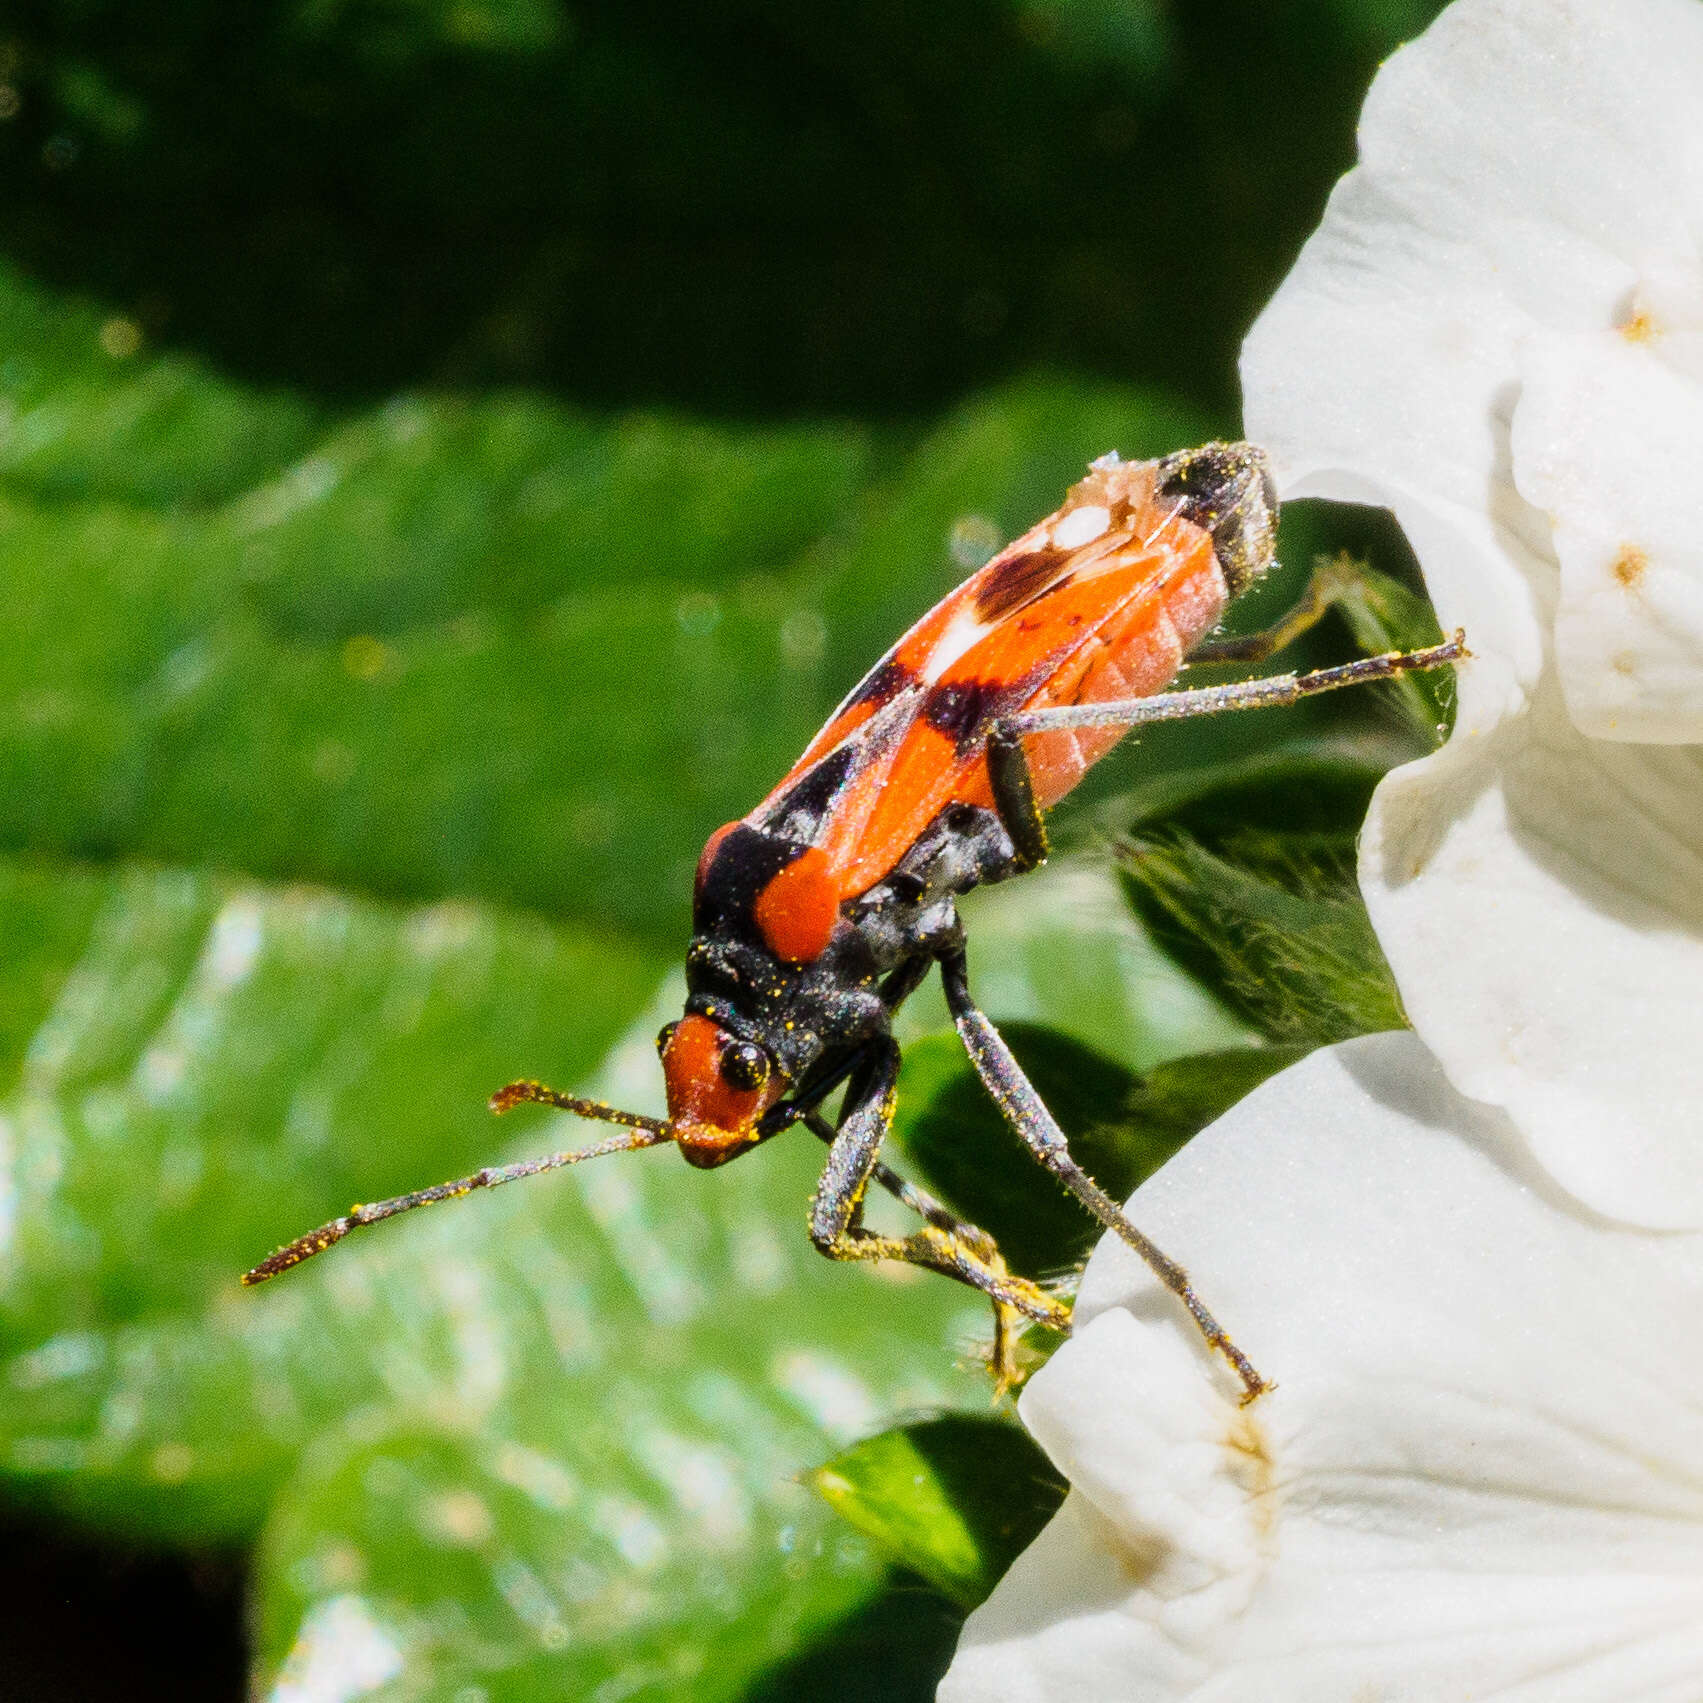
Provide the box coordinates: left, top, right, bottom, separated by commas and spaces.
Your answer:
240, 1080, 671, 1285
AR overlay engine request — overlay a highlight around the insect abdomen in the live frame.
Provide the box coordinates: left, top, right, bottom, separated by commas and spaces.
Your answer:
1018, 533, 1226, 808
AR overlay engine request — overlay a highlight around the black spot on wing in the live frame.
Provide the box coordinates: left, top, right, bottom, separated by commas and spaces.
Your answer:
974, 547, 1071, 620
763, 741, 860, 841
923, 678, 993, 754
844, 655, 918, 711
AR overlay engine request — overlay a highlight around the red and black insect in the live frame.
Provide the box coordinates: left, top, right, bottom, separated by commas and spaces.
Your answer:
245, 444, 1463, 1398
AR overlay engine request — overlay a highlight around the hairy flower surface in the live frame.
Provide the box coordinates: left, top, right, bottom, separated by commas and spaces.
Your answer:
1242, 0, 1703, 1227
942, 1036, 1703, 1703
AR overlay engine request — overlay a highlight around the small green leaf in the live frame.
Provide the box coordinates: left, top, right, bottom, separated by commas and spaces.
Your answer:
1116, 748, 1409, 1046
741, 1571, 966, 1703
1315, 550, 1456, 747
812, 1418, 1065, 1609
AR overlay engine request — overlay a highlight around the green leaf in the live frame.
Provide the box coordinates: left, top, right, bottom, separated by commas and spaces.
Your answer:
1314, 550, 1456, 748
1115, 747, 1408, 1045
0, 855, 993, 1699
812, 1418, 1066, 1609
0, 300, 1224, 948
890, 1023, 1302, 1278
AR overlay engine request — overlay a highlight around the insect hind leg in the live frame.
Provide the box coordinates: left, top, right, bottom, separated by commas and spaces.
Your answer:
1001, 630, 1465, 740
938, 947, 1269, 1404
808, 1041, 1069, 1392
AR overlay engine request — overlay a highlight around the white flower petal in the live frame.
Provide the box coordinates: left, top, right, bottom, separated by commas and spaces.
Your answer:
1241, 0, 1703, 1224
942, 1035, 1703, 1703
1245, 0, 1703, 726
1363, 673, 1703, 1227
1514, 335, 1703, 740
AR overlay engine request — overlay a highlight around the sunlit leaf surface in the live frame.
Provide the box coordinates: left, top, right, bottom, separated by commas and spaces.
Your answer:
813, 1418, 1065, 1610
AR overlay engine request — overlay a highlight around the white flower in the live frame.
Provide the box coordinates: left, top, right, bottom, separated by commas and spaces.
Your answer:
941, 4, 1703, 1695
942, 1035, 1703, 1703
1241, 0, 1703, 1228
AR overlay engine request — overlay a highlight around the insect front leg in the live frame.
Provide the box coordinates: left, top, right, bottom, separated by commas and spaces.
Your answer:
1185, 557, 1344, 664
802, 1107, 1035, 1387
938, 947, 1269, 1404
808, 1040, 1070, 1393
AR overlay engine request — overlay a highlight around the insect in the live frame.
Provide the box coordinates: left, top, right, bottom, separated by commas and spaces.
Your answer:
245, 443, 1463, 1400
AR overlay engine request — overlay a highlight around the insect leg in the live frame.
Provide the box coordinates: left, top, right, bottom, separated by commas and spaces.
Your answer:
804, 1109, 1000, 1257
1186, 560, 1341, 664
938, 947, 1269, 1404
1002, 630, 1465, 740
986, 724, 1048, 873
803, 1108, 1032, 1387
808, 1041, 1071, 1390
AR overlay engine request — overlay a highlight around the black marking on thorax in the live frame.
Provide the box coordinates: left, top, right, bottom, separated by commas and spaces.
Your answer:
686, 896, 889, 1083
693, 824, 802, 940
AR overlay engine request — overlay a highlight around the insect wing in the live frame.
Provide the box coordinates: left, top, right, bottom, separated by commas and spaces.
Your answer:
749, 466, 1222, 901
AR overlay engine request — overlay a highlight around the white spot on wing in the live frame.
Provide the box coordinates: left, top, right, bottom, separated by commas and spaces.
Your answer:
921, 603, 993, 683
1052, 503, 1110, 549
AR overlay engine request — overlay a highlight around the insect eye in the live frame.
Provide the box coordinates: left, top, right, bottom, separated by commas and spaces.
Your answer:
719, 1041, 770, 1092
655, 1021, 680, 1057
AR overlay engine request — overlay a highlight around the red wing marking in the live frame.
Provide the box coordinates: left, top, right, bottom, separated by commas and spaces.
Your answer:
752, 845, 840, 963
748, 456, 1233, 906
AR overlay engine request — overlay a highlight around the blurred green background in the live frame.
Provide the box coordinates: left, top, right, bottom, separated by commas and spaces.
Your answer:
0, 3, 1446, 1699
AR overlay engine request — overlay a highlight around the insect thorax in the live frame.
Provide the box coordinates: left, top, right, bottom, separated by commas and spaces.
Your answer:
686, 802, 1019, 1088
